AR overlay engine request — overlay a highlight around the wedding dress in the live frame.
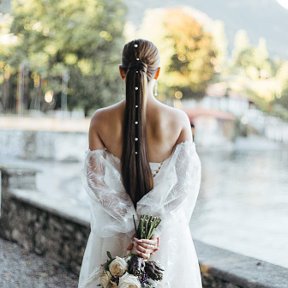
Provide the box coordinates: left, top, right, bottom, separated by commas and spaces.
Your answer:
78, 139, 202, 288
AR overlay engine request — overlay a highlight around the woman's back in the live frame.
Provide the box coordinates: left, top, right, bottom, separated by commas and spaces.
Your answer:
88, 98, 192, 163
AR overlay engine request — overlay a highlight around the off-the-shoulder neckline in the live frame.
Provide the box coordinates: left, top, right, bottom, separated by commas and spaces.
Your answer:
86, 139, 195, 164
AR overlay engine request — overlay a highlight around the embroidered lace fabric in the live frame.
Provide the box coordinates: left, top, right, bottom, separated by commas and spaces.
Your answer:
78, 139, 202, 288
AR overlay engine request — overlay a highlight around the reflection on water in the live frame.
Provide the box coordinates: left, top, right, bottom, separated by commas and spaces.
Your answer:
190, 140, 288, 268
1, 135, 287, 268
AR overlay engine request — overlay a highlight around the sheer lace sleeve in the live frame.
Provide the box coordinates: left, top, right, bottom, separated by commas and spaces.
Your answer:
81, 149, 136, 237
162, 140, 201, 216
136, 140, 201, 234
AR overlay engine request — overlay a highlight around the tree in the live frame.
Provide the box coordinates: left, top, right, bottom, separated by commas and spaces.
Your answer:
230, 35, 286, 108
274, 61, 288, 110
6, 0, 127, 115
226, 31, 288, 117
0, 13, 18, 112
139, 7, 217, 101
232, 29, 250, 63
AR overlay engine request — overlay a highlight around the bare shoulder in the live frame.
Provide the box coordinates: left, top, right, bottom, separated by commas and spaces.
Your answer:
90, 107, 106, 129
164, 105, 192, 144
90, 101, 121, 126
89, 101, 123, 149
88, 109, 105, 149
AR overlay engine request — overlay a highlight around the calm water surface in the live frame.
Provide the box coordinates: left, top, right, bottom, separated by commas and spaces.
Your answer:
190, 140, 288, 268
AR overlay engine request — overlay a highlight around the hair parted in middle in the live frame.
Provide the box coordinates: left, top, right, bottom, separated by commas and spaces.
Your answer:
120, 39, 160, 208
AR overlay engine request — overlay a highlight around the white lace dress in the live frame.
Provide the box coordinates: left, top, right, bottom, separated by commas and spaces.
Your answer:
78, 139, 202, 288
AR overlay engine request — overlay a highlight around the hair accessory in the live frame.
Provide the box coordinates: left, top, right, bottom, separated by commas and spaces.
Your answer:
134, 42, 140, 157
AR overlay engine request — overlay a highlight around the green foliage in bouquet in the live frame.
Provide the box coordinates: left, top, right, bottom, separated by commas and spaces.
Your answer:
103, 251, 114, 271
133, 215, 161, 240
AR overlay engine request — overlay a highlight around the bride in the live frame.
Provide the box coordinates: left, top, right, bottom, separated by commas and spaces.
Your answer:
78, 39, 202, 288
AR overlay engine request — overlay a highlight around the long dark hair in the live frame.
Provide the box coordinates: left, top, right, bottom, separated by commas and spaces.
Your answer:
120, 39, 160, 208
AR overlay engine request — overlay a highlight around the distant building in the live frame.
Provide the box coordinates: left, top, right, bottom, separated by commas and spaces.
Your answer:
183, 107, 236, 148
204, 83, 250, 116
182, 82, 250, 117
178, 83, 252, 147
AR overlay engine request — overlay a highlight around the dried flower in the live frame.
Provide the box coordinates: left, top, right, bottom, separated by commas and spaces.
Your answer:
128, 254, 145, 276
144, 261, 164, 281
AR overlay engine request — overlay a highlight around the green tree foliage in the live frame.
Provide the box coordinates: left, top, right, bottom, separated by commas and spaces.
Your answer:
7, 0, 127, 115
230, 33, 288, 113
0, 14, 17, 111
233, 38, 274, 81
232, 29, 250, 63
274, 62, 288, 111
139, 8, 217, 101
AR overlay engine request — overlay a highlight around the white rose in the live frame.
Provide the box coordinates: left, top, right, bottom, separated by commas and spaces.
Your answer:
118, 272, 141, 288
109, 256, 128, 277
100, 270, 111, 288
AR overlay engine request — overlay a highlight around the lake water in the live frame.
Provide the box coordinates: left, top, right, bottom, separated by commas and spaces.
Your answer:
190, 136, 288, 268
1, 135, 287, 268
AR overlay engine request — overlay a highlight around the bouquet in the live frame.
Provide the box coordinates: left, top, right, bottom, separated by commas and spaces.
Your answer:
98, 215, 164, 288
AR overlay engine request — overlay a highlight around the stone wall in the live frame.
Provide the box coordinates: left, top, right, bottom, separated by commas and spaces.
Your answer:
0, 190, 89, 274
195, 239, 288, 288
0, 164, 89, 274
